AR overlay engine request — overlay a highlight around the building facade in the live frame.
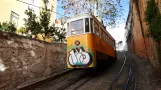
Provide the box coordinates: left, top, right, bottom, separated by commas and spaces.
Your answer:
126, 0, 161, 69
0, 0, 57, 28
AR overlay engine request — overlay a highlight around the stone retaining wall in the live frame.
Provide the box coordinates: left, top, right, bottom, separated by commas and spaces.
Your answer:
0, 31, 67, 90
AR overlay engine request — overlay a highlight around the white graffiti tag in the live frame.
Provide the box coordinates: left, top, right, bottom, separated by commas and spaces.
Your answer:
68, 48, 91, 66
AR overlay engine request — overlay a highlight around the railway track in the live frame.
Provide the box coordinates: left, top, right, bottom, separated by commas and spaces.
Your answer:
108, 53, 127, 90
17, 52, 134, 90
59, 75, 93, 90
64, 53, 131, 90
108, 52, 137, 90
124, 54, 137, 90
16, 69, 78, 90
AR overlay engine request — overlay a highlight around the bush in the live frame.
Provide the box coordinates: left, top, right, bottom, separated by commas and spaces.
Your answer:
16, 27, 27, 34
0, 22, 16, 33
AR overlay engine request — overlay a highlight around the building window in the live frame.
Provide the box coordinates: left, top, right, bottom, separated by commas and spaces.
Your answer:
30, 0, 34, 4
28, 0, 34, 9
10, 11, 19, 27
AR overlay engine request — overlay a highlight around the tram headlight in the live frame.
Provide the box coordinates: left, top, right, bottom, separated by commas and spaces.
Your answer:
75, 40, 80, 46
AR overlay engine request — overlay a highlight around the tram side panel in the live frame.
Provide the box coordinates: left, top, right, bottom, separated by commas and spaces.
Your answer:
92, 34, 116, 61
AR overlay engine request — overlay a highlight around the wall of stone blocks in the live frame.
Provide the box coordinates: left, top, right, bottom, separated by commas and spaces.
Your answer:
0, 31, 67, 90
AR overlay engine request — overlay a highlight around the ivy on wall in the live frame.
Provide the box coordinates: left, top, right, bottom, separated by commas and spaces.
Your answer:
126, 29, 132, 42
145, 0, 161, 69
145, 0, 161, 42
0, 22, 16, 33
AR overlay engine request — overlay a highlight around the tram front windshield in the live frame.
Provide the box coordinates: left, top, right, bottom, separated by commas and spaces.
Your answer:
70, 19, 84, 35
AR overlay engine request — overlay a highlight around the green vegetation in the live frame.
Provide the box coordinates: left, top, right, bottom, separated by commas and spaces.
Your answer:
0, 0, 66, 43
24, 8, 41, 36
0, 22, 16, 33
145, 0, 161, 42
60, 0, 123, 27
16, 27, 27, 34
23, 1, 66, 43
126, 29, 132, 42
145, 0, 161, 69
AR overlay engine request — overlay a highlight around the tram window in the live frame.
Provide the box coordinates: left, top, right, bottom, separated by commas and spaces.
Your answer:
104, 34, 106, 42
107, 36, 108, 43
113, 41, 114, 47
102, 32, 104, 40
90, 18, 93, 33
71, 19, 84, 35
67, 23, 71, 36
113, 41, 115, 47
110, 39, 112, 46
104, 33, 106, 41
103, 32, 106, 41
94, 21, 99, 36
109, 39, 111, 46
108, 36, 110, 43
106, 35, 108, 43
85, 18, 89, 32
100, 28, 103, 39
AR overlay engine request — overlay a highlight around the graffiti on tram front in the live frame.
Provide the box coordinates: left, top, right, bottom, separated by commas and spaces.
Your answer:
68, 47, 92, 66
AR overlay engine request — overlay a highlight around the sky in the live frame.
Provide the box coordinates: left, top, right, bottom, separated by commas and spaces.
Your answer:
56, 0, 130, 51
107, 0, 129, 51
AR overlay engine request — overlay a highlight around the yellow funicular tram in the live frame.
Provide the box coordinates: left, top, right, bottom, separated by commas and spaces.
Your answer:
66, 14, 117, 68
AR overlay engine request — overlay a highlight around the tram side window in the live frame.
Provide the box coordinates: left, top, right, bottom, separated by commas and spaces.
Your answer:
113, 41, 115, 47
67, 23, 71, 36
90, 18, 93, 33
111, 40, 113, 47
100, 28, 103, 39
110, 40, 112, 47
108, 37, 110, 44
94, 21, 99, 36
102, 32, 104, 41
110, 39, 112, 46
105, 34, 107, 43
106, 35, 109, 43
71, 19, 84, 35
85, 18, 89, 32
109, 39, 111, 46
103, 32, 106, 41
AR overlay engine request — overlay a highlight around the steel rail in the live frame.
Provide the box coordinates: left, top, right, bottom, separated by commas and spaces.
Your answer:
124, 68, 132, 90
72, 76, 93, 90
124, 53, 137, 90
57, 70, 94, 90
16, 69, 75, 90
108, 53, 127, 90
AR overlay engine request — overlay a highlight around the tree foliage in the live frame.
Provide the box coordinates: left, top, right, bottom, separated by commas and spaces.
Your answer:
24, 1, 66, 42
126, 29, 132, 42
24, 8, 41, 35
145, 0, 161, 41
0, 22, 16, 33
16, 27, 27, 34
60, 0, 123, 27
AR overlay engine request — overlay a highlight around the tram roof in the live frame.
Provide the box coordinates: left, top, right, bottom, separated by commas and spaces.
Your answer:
66, 14, 94, 23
